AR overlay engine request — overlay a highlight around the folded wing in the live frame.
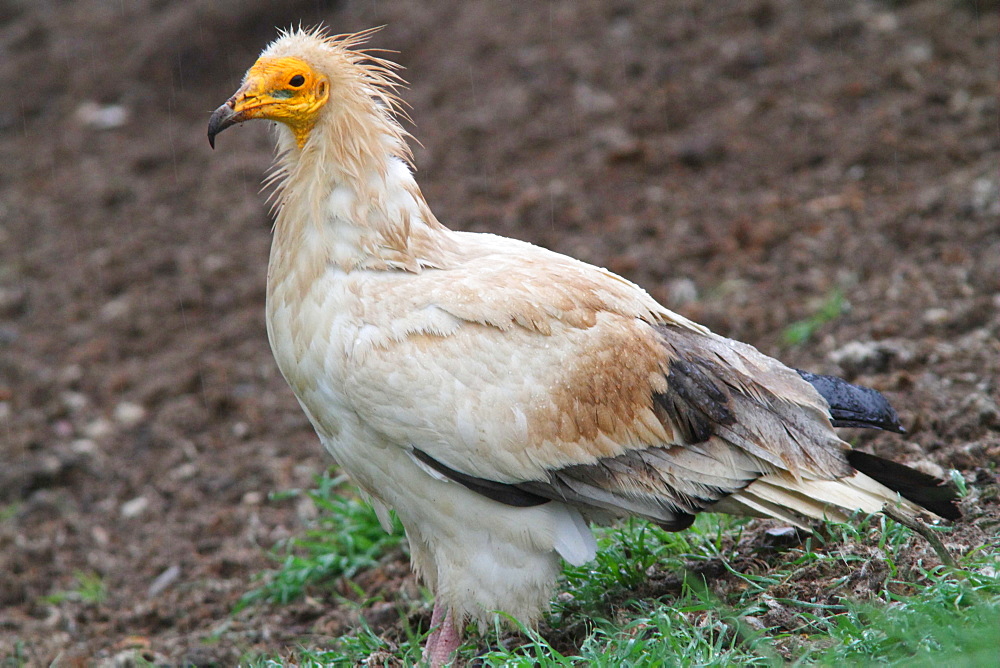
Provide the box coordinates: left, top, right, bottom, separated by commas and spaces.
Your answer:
343, 239, 956, 530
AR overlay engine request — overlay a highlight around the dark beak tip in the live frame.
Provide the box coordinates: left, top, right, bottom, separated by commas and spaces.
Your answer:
208, 101, 239, 150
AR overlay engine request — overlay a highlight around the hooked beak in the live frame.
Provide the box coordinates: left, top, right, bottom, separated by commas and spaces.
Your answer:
208, 79, 272, 149
208, 97, 244, 149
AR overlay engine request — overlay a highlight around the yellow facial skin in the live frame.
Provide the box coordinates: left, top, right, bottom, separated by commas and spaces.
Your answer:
208, 57, 329, 149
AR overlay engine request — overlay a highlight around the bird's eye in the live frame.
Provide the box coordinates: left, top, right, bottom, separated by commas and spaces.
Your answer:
289, 74, 306, 87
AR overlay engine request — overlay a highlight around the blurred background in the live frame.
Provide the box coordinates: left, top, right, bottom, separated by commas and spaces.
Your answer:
0, 0, 997, 663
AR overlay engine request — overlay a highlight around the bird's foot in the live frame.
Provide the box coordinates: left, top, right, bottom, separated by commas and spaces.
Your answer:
423, 603, 461, 667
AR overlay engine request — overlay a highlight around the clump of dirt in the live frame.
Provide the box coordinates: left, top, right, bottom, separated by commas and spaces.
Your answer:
0, 0, 996, 664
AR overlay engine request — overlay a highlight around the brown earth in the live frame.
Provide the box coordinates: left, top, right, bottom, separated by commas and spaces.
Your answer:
1, 0, 998, 665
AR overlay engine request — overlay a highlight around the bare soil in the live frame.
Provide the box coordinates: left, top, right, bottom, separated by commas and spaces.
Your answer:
1, 0, 997, 665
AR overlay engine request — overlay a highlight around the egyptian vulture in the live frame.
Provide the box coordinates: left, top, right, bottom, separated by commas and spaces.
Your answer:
208, 27, 958, 667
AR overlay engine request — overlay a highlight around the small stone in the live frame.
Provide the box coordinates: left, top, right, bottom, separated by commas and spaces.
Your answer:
201, 254, 229, 275
961, 393, 1000, 428
971, 177, 1000, 217
120, 496, 149, 518
591, 125, 642, 162
911, 461, 946, 480
84, 418, 115, 440
923, 308, 951, 326
92, 526, 109, 546
845, 164, 866, 181
916, 185, 945, 212
71, 439, 100, 456
168, 462, 199, 481
147, 565, 181, 598
75, 101, 130, 130
870, 12, 899, 33
573, 82, 616, 115
59, 365, 84, 385
113, 402, 146, 428
829, 339, 914, 375
61, 391, 88, 412
949, 89, 972, 115
296, 495, 318, 521
905, 42, 932, 64
242, 491, 263, 505
37, 455, 63, 477
668, 278, 699, 306
100, 296, 131, 322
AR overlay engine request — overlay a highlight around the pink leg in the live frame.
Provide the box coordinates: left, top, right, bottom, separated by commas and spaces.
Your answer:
423, 603, 446, 660
423, 602, 461, 667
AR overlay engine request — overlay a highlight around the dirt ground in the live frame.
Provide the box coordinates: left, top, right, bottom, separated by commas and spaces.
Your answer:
1, 0, 997, 665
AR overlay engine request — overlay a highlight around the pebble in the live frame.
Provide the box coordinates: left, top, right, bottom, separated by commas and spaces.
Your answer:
922, 308, 951, 326
960, 393, 1000, 428
589, 125, 642, 162
168, 462, 199, 481
242, 491, 263, 505
829, 339, 914, 374
573, 82, 616, 115
92, 526, 109, 546
84, 417, 115, 440
911, 460, 946, 479
120, 496, 149, 518
75, 101, 130, 130
113, 401, 146, 427
61, 391, 88, 412
58, 364, 84, 386
147, 565, 181, 598
905, 42, 933, 64
870, 12, 899, 33
971, 177, 1000, 217
296, 495, 318, 521
71, 439, 100, 456
668, 278, 699, 306
99, 296, 131, 322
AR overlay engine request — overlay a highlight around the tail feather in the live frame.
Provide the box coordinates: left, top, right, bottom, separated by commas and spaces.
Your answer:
709, 492, 817, 531
797, 369, 905, 433
714, 465, 961, 526
845, 450, 961, 520
704, 371, 959, 525
727, 471, 912, 522
714, 464, 958, 526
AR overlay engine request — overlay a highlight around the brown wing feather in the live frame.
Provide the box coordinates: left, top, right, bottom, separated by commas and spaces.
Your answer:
347, 248, 856, 520
439, 321, 857, 530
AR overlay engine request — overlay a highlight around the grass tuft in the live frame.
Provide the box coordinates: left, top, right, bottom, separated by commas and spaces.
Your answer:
782, 289, 846, 346
235, 471, 403, 611
39, 570, 108, 606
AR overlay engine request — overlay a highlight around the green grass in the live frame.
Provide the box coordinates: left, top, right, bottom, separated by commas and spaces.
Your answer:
39, 570, 108, 606
235, 471, 404, 611
782, 289, 846, 346
240, 478, 1000, 667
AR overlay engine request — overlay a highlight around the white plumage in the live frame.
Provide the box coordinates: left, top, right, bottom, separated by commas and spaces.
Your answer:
208, 27, 956, 666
